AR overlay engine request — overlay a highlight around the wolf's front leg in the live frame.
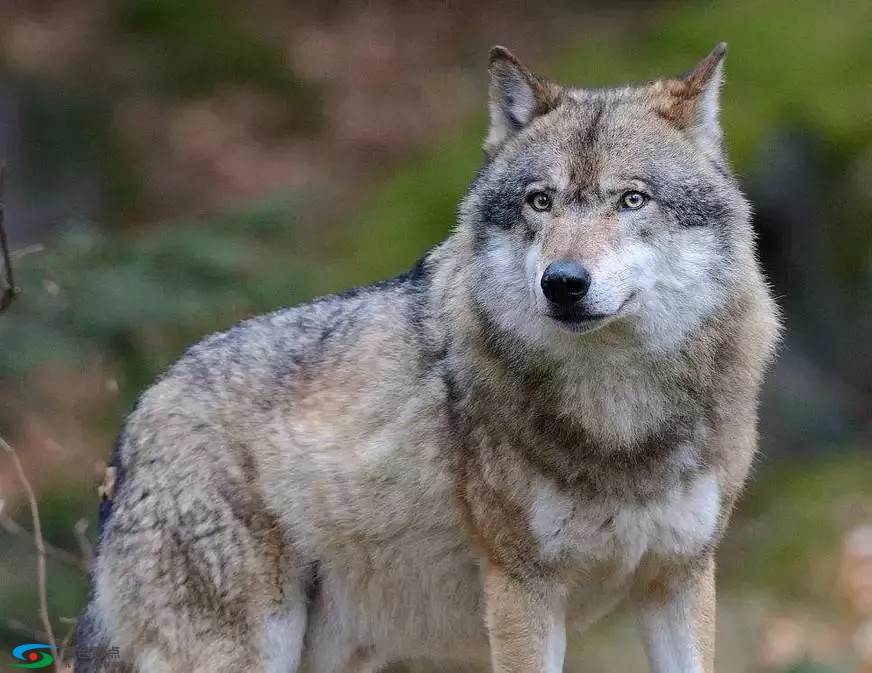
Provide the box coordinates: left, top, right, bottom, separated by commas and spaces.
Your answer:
631, 556, 716, 673
484, 566, 567, 673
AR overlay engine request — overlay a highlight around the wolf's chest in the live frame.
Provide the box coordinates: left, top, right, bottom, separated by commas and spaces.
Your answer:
528, 471, 720, 570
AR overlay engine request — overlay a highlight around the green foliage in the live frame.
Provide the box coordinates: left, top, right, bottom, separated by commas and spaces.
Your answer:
347, 126, 485, 285
119, 0, 316, 111
720, 452, 872, 603
777, 663, 846, 673
0, 544, 88, 655
0, 196, 326, 406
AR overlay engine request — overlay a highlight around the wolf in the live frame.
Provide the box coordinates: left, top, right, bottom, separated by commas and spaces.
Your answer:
77, 44, 779, 673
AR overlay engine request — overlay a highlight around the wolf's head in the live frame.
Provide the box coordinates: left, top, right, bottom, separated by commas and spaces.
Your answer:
460, 44, 755, 353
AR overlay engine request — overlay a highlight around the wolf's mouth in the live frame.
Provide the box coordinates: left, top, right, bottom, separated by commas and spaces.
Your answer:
547, 292, 638, 333
549, 313, 614, 333
552, 311, 612, 324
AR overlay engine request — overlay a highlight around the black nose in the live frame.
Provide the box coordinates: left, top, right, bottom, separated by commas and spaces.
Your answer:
541, 260, 592, 305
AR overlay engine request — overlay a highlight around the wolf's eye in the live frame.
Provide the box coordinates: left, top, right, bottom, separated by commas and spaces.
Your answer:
527, 191, 552, 212
620, 191, 648, 210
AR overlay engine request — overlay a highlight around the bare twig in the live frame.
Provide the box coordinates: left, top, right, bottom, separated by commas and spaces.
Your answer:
72, 518, 93, 569
0, 513, 89, 572
0, 435, 59, 671
59, 616, 79, 669
11, 243, 45, 260
58, 616, 79, 667
5, 618, 50, 643
0, 165, 19, 314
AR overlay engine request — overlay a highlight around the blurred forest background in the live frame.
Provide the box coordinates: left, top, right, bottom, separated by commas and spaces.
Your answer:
0, 0, 871, 671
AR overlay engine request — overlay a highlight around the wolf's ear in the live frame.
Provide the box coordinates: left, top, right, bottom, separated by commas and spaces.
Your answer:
485, 46, 562, 156
654, 43, 727, 149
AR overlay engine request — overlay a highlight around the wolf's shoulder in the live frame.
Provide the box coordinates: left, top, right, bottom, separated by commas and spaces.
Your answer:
159, 254, 436, 392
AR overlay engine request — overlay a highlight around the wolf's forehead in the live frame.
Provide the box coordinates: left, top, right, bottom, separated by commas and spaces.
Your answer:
531, 90, 674, 185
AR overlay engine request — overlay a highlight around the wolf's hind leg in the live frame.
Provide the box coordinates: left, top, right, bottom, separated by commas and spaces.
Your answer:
89, 437, 304, 672
134, 640, 256, 673
122, 602, 305, 673
107, 597, 305, 673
